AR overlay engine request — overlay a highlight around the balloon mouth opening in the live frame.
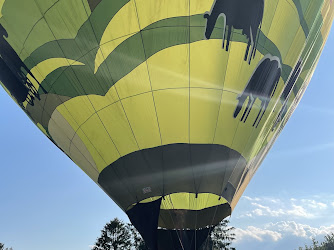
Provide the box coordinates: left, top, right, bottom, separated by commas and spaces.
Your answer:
127, 192, 232, 230
126, 195, 232, 250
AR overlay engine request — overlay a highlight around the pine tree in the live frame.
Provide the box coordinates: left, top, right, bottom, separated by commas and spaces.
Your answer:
202, 219, 236, 250
93, 218, 132, 250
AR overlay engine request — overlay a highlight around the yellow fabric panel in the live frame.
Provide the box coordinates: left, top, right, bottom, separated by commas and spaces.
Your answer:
321, 1, 334, 40
70, 133, 99, 182
116, 62, 151, 99
29, 58, 85, 90
74, 128, 106, 172
147, 44, 189, 90
190, 88, 221, 144
43, 0, 89, 40
95, 34, 134, 73
88, 86, 120, 111
69, 143, 99, 182
135, 0, 189, 29
21, 19, 55, 62
48, 109, 99, 182
261, 0, 278, 35
0, 0, 4, 18
213, 91, 263, 157
49, 109, 76, 153
93, 0, 227, 73
97, 102, 139, 157
266, 0, 305, 60
190, 40, 228, 89
214, 91, 238, 148
121, 92, 161, 150
234, 78, 284, 160
230, 102, 261, 155
53, 104, 80, 132
138, 193, 227, 211
56, 96, 95, 130
223, 43, 264, 93
154, 88, 189, 145
94, 1, 140, 73
94, 0, 292, 78
161, 193, 227, 210
37, 122, 49, 137
284, 27, 305, 66
190, 0, 213, 16
78, 114, 120, 171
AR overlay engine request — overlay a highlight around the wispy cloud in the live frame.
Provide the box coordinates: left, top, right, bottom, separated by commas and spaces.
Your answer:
234, 221, 334, 243
267, 221, 334, 239
232, 195, 334, 249
237, 196, 333, 219
235, 226, 282, 242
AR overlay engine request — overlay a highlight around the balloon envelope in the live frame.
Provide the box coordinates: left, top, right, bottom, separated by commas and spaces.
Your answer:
0, 0, 333, 248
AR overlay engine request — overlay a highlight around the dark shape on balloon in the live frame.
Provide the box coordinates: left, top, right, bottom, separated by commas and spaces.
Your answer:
87, 0, 102, 12
234, 55, 281, 127
157, 227, 213, 250
127, 198, 161, 250
204, 0, 264, 64
0, 58, 29, 103
272, 59, 303, 130
0, 24, 46, 106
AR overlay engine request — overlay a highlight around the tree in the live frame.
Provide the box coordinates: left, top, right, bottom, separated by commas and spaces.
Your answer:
0, 243, 13, 250
94, 218, 235, 250
298, 233, 334, 250
93, 218, 132, 250
128, 224, 148, 250
201, 219, 236, 250
211, 219, 236, 250
92, 218, 147, 250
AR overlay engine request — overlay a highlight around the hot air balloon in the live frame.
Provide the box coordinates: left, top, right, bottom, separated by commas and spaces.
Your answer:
0, 0, 333, 249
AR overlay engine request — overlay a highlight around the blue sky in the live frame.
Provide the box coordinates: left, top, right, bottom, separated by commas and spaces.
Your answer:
1, 30, 334, 250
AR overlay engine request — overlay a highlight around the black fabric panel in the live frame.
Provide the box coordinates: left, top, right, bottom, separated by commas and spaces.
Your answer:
98, 144, 247, 210
158, 203, 231, 229
157, 227, 212, 250
221, 182, 236, 204
162, 144, 193, 194
127, 198, 162, 250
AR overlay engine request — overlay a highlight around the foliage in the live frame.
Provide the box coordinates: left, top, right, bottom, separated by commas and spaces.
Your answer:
298, 233, 334, 250
93, 218, 236, 250
0, 243, 13, 250
128, 224, 148, 250
92, 218, 147, 250
201, 219, 236, 250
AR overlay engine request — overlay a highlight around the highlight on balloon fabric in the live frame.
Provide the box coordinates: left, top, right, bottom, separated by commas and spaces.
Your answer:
0, 0, 333, 249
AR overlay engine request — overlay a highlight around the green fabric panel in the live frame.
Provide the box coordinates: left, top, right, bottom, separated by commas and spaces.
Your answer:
25, 14, 297, 99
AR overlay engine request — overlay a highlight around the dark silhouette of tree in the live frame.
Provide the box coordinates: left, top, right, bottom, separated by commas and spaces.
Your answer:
93, 218, 132, 250
211, 219, 236, 250
0, 243, 13, 250
202, 219, 236, 250
128, 224, 148, 250
92, 218, 147, 250
298, 233, 334, 250
94, 218, 235, 250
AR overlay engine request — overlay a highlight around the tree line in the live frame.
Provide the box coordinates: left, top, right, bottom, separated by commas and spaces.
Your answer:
92, 218, 236, 250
